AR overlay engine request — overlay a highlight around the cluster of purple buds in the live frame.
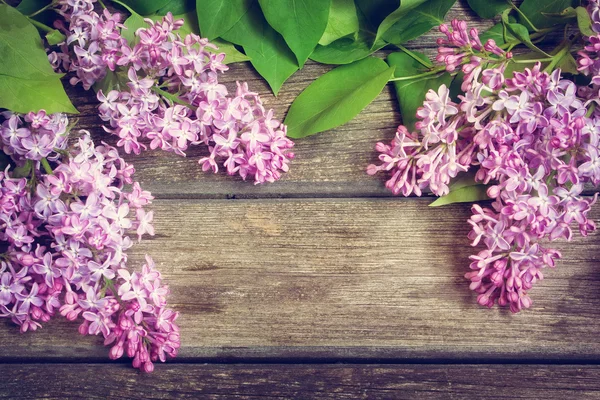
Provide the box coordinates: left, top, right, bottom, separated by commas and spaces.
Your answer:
369, 19, 600, 312
50, 0, 128, 90
0, 111, 68, 162
0, 112, 179, 371
52, 1, 295, 184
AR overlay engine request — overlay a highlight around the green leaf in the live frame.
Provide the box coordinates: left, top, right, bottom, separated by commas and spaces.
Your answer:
196, 0, 252, 40
16, 0, 51, 14
0, 4, 77, 114
221, 3, 298, 94
381, 0, 457, 45
576, 6, 595, 37
519, 0, 575, 29
45, 29, 66, 46
466, 0, 510, 19
0, 75, 78, 114
156, 0, 196, 14
479, 22, 516, 45
375, 0, 428, 44
115, 0, 172, 15
258, 0, 330, 68
93, 69, 130, 93
121, 6, 146, 44
355, 0, 399, 32
556, 51, 579, 74
501, 12, 549, 56
429, 184, 489, 207
310, 29, 387, 65
318, 0, 359, 46
284, 57, 395, 139
387, 51, 451, 131
209, 39, 250, 64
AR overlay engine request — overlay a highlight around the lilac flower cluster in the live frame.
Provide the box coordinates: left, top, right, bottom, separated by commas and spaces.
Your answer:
368, 19, 600, 312
50, 0, 128, 90
51, 1, 294, 184
1, 111, 68, 162
0, 113, 179, 371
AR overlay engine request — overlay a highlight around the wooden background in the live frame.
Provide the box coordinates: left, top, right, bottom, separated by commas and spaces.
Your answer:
2, 1, 600, 398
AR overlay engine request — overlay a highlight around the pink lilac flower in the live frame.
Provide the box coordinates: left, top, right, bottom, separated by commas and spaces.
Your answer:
0, 112, 179, 371
50, 1, 294, 184
369, 19, 600, 313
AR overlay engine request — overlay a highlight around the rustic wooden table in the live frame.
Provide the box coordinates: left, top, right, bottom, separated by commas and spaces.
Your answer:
2, 2, 600, 398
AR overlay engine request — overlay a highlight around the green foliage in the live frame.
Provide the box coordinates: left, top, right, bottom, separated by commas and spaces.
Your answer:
387, 51, 452, 131
221, 3, 298, 94
284, 57, 394, 138
310, 29, 387, 65
381, 0, 456, 45
156, 0, 196, 15
0, 4, 77, 114
519, 0, 576, 29
319, 0, 360, 46
375, 0, 428, 43
196, 0, 252, 40
258, 0, 330, 68
115, 0, 173, 15
576, 6, 595, 37
429, 185, 489, 206
45, 29, 66, 46
466, 0, 510, 19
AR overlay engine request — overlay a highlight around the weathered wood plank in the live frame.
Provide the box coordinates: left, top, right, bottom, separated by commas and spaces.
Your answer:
1, 199, 599, 361
61, 2, 503, 198
1, 364, 599, 399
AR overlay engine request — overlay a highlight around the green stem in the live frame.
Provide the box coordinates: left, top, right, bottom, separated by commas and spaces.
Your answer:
28, 2, 55, 17
27, 17, 54, 33
511, 57, 554, 64
97, 0, 107, 9
507, 0, 539, 32
388, 67, 447, 82
151, 86, 195, 108
41, 158, 53, 175
393, 44, 433, 69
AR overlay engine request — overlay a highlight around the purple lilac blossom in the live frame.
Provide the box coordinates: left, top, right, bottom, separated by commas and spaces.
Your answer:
369, 19, 600, 313
50, 0, 294, 184
0, 113, 179, 371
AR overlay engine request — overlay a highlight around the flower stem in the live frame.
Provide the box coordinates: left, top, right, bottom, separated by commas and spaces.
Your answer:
388, 67, 447, 82
393, 44, 434, 69
151, 86, 195, 109
41, 158, 53, 175
28, 2, 55, 18
27, 17, 54, 33
98, 0, 107, 9
507, 0, 539, 32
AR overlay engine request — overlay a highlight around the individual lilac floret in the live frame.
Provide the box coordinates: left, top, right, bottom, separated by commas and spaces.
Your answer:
369, 19, 600, 313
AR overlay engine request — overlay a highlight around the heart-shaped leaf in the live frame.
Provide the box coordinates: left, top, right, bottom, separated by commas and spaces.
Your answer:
387, 51, 451, 131
284, 57, 395, 138
319, 0, 359, 46
0, 4, 77, 114
116, 0, 172, 15
156, 0, 196, 14
576, 6, 595, 37
519, 0, 575, 29
466, 0, 511, 19
375, 0, 428, 44
429, 184, 489, 206
381, 0, 457, 45
196, 0, 252, 40
258, 0, 330, 68
221, 2, 298, 94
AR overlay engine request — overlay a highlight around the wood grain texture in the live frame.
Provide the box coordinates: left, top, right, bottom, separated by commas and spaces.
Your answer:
1, 364, 599, 399
1, 198, 599, 361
